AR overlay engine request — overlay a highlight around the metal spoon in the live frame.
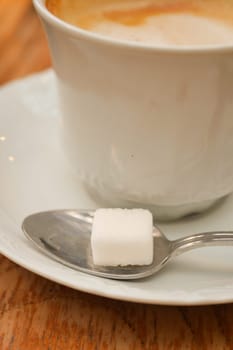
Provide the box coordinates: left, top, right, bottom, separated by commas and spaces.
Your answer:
22, 209, 233, 280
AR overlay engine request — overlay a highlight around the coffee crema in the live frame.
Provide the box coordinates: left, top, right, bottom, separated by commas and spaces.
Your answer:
46, 0, 233, 46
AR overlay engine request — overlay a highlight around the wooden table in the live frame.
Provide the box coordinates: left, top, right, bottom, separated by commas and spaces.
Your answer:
0, 2, 233, 349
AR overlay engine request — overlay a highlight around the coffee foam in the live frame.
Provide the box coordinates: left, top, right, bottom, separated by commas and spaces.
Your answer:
47, 0, 233, 46
90, 13, 233, 46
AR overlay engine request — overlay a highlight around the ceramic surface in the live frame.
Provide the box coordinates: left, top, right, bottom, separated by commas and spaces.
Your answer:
33, 0, 233, 220
0, 72, 233, 305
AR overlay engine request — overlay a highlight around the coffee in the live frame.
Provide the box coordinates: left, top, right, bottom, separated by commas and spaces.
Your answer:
46, 0, 233, 46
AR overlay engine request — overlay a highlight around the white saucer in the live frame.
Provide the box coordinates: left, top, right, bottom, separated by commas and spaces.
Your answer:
1, 70, 233, 305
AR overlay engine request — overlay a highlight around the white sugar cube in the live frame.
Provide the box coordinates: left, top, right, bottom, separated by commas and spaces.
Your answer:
91, 209, 153, 266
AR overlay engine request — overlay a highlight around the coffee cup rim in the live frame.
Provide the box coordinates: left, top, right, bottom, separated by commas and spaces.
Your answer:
34, 0, 233, 53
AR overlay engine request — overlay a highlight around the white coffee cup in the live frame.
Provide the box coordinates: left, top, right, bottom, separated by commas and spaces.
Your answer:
34, 0, 233, 220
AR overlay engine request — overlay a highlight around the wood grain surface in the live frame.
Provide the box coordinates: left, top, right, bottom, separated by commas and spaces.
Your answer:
0, 2, 233, 350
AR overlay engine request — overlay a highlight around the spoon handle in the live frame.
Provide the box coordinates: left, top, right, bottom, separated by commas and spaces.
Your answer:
171, 231, 233, 257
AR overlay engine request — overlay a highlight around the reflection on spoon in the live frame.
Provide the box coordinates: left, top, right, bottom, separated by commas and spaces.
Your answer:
22, 210, 233, 280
